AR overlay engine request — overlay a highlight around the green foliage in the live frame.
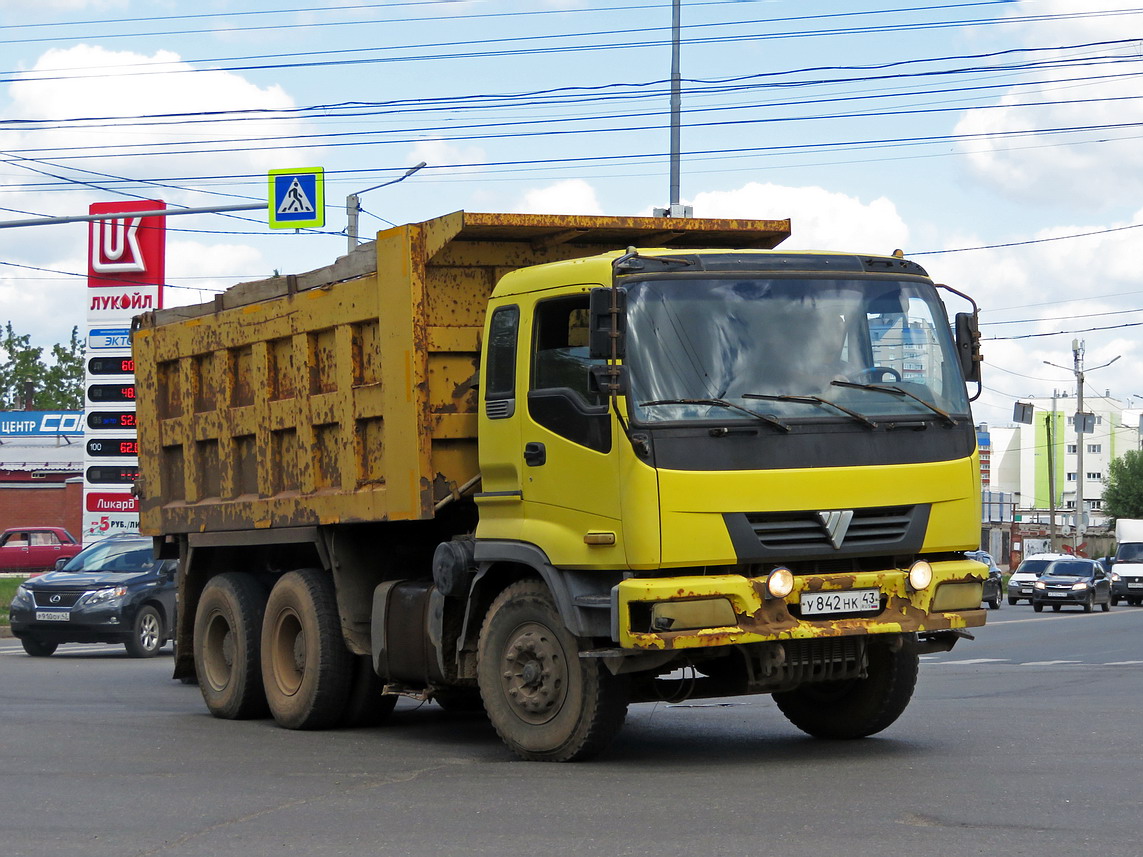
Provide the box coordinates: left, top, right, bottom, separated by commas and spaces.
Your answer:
1102, 449, 1143, 521
0, 323, 85, 411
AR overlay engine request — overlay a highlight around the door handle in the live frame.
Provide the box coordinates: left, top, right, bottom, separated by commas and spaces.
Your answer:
524, 442, 546, 467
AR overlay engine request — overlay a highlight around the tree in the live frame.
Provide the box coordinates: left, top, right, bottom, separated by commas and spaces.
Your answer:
1102, 449, 1143, 521
0, 323, 85, 411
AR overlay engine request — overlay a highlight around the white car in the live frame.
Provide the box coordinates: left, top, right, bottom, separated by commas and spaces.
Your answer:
1007, 553, 1070, 605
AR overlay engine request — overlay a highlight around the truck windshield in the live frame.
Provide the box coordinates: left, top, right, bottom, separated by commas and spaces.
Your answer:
623, 276, 970, 424
1116, 543, 1143, 562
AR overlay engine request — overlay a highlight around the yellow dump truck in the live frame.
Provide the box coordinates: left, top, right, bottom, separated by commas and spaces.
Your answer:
133, 210, 988, 761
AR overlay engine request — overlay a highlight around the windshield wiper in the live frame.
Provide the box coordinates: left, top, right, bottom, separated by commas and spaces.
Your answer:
639, 398, 791, 432
743, 392, 877, 429
830, 380, 958, 426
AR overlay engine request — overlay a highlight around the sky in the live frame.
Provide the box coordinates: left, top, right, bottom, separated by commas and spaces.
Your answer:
2, 0, 1143, 431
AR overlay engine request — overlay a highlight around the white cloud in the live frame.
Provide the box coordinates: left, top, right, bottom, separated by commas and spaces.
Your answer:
687, 181, 909, 253
0, 45, 314, 349
509, 179, 603, 215
954, 0, 1143, 207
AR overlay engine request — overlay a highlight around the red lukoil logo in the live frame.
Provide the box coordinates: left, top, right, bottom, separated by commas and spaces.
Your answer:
87, 200, 166, 296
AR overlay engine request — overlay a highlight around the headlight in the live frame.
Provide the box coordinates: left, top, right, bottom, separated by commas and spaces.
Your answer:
1110, 572, 1121, 582
12, 583, 33, 606
766, 566, 794, 599
1034, 581, 1046, 590
81, 585, 128, 605
908, 560, 933, 591
1071, 582, 1088, 591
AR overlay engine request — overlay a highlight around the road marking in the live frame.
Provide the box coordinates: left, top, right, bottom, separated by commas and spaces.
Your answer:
1021, 660, 1082, 666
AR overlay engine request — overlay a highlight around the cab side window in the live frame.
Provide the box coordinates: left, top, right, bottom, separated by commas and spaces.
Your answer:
484, 305, 519, 420
529, 295, 610, 452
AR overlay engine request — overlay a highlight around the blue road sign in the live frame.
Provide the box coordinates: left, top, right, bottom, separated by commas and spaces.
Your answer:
268, 168, 325, 229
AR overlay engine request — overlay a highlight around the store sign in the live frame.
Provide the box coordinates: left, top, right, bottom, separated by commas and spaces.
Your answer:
0, 411, 83, 436
84, 199, 165, 544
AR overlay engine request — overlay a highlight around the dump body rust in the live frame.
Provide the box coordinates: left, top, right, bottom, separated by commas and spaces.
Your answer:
133, 211, 790, 536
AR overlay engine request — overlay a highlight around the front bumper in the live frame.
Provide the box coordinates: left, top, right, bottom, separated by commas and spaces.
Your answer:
1032, 588, 1089, 606
1007, 582, 1036, 602
614, 559, 987, 651
9, 601, 135, 644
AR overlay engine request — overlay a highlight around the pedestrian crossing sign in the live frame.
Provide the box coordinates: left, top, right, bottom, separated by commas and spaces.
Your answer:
268, 168, 325, 229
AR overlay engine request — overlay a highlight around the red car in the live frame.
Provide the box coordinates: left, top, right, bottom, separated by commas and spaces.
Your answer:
0, 528, 83, 576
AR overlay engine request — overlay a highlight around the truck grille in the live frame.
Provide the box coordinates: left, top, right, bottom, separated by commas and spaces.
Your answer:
32, 590, 84, 608
745, 507, 914, 553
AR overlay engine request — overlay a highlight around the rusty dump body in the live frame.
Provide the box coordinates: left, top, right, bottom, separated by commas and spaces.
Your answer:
132, 210, 789, 536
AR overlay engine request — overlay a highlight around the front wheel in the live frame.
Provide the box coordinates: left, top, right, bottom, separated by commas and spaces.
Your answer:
1111, 596, 1120, 607
1101, 598, 1111, 612
261, 569, 351, 730
125, 605, 164, 658
773, 636, 918, 739
987, 596, 1000, 610
1008, 597, 1018, 606
1083, 594, 1094, 613
21, 636, 58, 657
1033, 603, 1043, 613
477, 580, 629, 762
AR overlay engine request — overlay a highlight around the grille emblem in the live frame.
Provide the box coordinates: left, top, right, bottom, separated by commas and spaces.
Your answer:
50, 594, 62, 604
816, 510, 854, 550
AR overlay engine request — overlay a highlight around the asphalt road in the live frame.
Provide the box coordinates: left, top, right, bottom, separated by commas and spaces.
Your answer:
2, 605, 1140, 857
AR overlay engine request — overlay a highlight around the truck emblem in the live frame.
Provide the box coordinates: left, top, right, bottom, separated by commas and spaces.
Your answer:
817, 510, 854, 550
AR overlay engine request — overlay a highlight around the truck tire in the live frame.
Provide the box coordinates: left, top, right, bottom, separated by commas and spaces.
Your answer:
773, 636, 919, 739
261, 569, 351, 730
477, 580, 629, 762
341, 654, 398, 728
195, 573, 270, 720
125, 605, 164, 658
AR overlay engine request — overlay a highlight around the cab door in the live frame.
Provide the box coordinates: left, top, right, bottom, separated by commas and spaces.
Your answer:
517, 293, 625, 569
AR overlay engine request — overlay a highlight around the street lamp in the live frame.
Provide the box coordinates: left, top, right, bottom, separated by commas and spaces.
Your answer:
345, 162, 427, 254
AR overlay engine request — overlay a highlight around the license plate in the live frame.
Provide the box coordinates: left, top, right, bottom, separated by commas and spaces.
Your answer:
1129, 583, 1143, 589
1048, 592, 1066, 598
1020, 588, 1032, 594
35, 610, 70, 622
800, 589, 879, 615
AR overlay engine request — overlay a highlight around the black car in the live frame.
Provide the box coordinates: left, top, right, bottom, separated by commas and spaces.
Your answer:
8, 535, 177, 658
966, 550, 1003, 609
1031, 558, 1112, 614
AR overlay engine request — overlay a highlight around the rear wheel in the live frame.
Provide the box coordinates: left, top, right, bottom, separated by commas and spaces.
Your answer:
773, 636, 919, 739
477, 580, 629, 762
21, 636, 58, 657
261, 569, 351, 730
125, 605, 164, 658
987, 596, 1000, 610
194, 573, 269, 719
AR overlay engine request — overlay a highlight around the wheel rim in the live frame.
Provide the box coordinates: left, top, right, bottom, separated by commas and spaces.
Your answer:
498, 621, 568, 725
202, 611, 235, 691
269, 608, 305, 697
139, 612, 161, 652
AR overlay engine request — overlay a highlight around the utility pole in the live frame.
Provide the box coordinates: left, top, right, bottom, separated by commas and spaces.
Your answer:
654, 0, 691, 219
1047, 392, 1057, 547
1045, 341, 1119, 551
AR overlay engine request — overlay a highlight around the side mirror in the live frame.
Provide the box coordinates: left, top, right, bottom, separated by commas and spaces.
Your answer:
954, 311, 981, 384
54, 558, 68, 570
588, 287, 626, 360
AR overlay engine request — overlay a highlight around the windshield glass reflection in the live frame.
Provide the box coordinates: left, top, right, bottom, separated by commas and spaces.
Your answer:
623, 276, 970, 424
